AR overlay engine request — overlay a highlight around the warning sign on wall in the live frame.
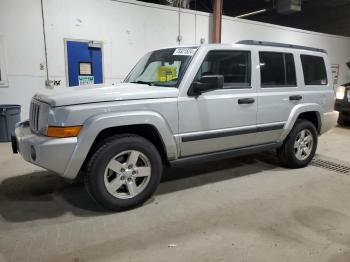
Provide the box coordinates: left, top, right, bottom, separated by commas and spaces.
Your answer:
331, 64, 340, 85
78, 75, 94, 86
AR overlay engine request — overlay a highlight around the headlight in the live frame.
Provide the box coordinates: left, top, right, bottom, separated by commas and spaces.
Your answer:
336, 86, 345, 100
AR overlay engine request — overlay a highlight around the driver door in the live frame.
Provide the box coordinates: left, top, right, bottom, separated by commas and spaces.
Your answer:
178, 49, 258, 157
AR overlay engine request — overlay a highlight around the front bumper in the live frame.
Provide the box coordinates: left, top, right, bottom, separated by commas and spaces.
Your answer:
14, 121, 77, 178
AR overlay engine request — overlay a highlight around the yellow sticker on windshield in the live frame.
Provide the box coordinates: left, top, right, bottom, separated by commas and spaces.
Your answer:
157, 66, 177, 82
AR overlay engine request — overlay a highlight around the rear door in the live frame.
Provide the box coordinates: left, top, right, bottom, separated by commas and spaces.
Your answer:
256, 49, 300, 144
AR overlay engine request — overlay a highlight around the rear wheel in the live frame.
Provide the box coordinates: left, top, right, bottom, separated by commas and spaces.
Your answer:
277, 120, 317, 168
85, 134, 162, 211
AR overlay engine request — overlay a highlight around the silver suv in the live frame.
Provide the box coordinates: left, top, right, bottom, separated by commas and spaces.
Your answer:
12, 40, 338, 210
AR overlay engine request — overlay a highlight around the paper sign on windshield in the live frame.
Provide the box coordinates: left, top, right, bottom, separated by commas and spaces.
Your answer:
173, 48, 197, 56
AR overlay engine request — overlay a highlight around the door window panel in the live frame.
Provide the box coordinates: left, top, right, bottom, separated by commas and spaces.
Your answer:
195, 51, 251, 89
285, 53, 297, 85
260, 52, 296, 87
301, 55, 327, 85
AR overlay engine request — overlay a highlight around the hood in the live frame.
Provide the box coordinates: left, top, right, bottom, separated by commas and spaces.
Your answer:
33, 83, 179, 107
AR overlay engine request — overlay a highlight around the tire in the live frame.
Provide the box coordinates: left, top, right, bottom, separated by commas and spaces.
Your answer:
85, 134, 163, 211
277, 119, 317, 168
338, 112, 350, 126
338, 112, 345, 125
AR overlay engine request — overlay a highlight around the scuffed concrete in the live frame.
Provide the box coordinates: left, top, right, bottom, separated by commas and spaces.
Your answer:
1, 126, 350, 262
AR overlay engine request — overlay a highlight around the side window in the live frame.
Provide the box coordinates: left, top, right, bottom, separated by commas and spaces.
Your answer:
259, 52, 296, 87
300, 55, 327, 85
195, 50, 251, 89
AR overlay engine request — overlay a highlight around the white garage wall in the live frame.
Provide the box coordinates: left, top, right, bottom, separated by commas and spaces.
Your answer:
0, 0, 350, 119
0, 0, 47, 119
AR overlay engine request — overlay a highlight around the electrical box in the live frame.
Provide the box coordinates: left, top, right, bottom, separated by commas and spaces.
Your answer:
277, 0, 301, 14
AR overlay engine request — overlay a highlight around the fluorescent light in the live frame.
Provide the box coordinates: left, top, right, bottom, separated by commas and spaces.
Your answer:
236, 9, 268, 18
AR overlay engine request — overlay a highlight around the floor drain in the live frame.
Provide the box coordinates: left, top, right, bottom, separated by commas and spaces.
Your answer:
311, 157, 350, 174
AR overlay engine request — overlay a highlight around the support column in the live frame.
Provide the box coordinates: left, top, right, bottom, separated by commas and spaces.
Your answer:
212, 0, 223, 43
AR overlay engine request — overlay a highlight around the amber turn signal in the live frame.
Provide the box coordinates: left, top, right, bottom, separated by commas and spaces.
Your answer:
47, 126, 82, 138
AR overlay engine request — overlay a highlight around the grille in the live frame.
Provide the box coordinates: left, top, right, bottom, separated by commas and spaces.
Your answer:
30, 101, 40, 132
311, 157, 350, 174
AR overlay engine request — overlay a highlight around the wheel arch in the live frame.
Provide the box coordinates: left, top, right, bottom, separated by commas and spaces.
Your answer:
279, 104, 323, 142
296, 111, 321, 133
83, 124, 170, 171
63, 110, 178, 180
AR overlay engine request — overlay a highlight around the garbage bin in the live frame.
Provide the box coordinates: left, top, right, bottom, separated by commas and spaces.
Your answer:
0, 105, 21, 142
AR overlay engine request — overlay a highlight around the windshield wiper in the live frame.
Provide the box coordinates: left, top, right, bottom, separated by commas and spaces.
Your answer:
130, 81, 153, 86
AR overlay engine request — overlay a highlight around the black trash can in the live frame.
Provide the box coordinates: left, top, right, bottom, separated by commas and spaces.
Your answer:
0, 105, 21, 142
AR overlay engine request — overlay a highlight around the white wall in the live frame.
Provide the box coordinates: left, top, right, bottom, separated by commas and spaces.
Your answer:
0, 0, 47, 119
0, 0, 350, 119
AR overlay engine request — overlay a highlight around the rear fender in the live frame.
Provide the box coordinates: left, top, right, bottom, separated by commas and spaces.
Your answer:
279, 103, 322, 142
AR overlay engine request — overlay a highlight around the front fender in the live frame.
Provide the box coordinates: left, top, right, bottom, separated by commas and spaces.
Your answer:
63, 110, 177, 179
279, 103, 322, 142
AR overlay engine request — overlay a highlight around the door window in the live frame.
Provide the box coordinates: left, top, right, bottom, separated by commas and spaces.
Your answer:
195, 50, 251, 89
300, 55, 327, 85
259, 52, 296, 87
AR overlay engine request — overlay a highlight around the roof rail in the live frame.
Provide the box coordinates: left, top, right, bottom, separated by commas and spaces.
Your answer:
236, 40, 327, 54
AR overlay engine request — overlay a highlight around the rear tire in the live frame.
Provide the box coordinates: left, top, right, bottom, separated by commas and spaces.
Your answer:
277, 119, 317, 168
85, 134, 163, 211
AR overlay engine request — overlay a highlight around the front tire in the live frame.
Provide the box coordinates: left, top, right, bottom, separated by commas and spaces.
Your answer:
277, 119, 317, 168
338, 112, 350, 126
85, 134, 163, 211
338, 112, 345, 125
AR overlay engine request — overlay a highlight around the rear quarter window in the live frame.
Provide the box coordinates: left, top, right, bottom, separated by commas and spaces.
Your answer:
259, 52, 296, 87
300, 55, 327, 85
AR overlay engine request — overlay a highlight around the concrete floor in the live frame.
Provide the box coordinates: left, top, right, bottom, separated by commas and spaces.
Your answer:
1, 127, 350, 262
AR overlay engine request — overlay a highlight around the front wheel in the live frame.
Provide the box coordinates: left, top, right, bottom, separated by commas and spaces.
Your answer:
338, 112, 350, 126
277, 120, 317, 168
85, 134, 163, 211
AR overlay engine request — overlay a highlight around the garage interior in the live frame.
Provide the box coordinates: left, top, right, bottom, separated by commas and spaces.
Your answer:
1, 0, 350, 261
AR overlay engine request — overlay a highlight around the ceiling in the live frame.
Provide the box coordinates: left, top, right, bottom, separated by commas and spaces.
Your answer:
139, 0, 350, 37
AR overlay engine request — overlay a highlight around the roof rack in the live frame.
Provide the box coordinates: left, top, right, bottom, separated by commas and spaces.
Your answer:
236, 40, 327, 54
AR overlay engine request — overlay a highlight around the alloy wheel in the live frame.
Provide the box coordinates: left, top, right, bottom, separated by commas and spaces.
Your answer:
104, 150, 151, 199
294, 129, 314, 161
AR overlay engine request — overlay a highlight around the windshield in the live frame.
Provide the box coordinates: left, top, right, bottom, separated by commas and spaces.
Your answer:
124, 47, 198, 88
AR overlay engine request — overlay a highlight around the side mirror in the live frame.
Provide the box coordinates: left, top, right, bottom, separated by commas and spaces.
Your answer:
188, 75, 224, 96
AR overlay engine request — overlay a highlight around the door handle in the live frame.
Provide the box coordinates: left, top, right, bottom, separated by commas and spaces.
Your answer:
238, 98, 255, 104
289, 95, 302, 101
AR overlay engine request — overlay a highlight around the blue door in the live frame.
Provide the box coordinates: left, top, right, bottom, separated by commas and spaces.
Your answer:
66, 40, 103, 87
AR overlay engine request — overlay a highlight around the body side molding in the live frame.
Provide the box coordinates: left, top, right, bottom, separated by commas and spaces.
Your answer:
181, 123, 285, 143
170, 142, 282, 167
